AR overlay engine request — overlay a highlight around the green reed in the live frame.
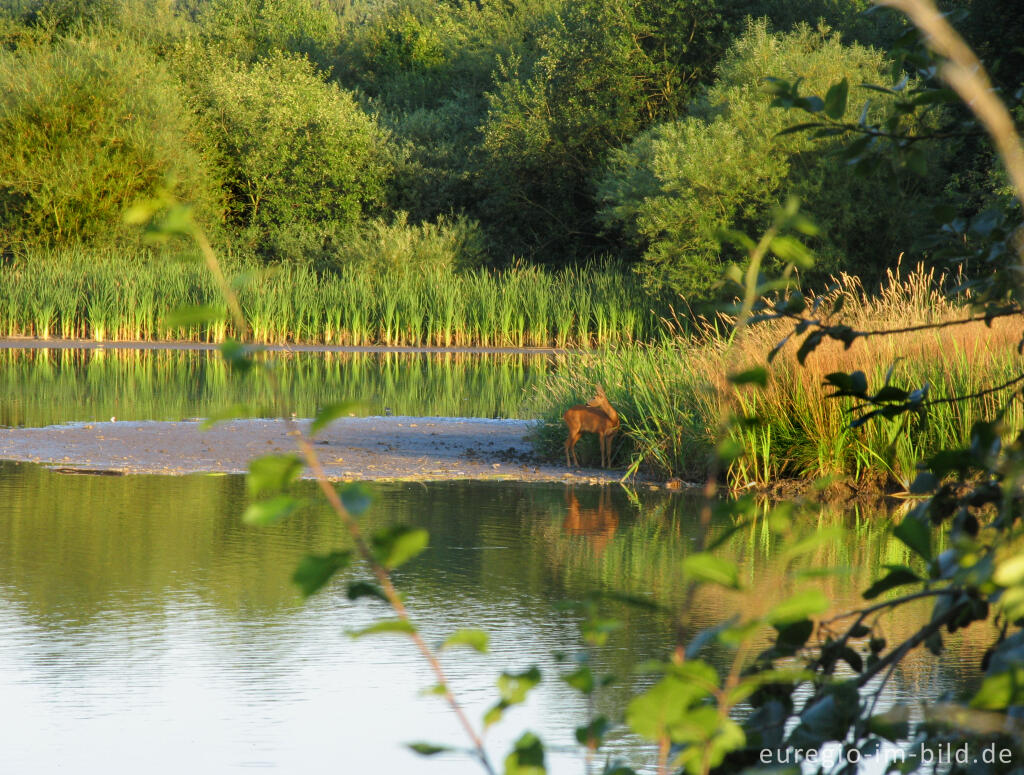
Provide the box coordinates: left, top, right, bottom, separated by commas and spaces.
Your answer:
0, 249, 672, 347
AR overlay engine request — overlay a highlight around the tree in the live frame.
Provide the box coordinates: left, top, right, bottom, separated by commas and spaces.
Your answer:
476, 0, 740, 261
185, 51, 397, 261
0, 32, 221, 252
595, 20, 950, 295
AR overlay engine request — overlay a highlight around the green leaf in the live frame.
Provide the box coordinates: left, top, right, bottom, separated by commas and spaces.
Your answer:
164, 304, 224, 329
504, 731, 546, 775
339, 483, 373, 516
242, 494, 303, 526
905, 146, 928, 176
371, 525, 429, 570
765, 588, 829, 625
894, 514, 932, 561
970, 666, 1024, 709
346, 581, 389, 603
498, 667, 542, 705
407, 742, 452, 757
219, 338, 255, 374
728, 367, 768, 387
823, 78, 849, 119
626, 664, 718, 741
868, 705, 910, 741
574, 716, 610, 748
994, 554, 1024, 587
563, 666, 595, 694
683, 553, 742, 590
863, 565, 922, 599
774, 619, 814, 654
310, 401, 361, 435
350, 619, 416, 638
441, 629, 489, 653
768, 235, 815, 269
292, 551, 352, 597
247, 454, 303, 498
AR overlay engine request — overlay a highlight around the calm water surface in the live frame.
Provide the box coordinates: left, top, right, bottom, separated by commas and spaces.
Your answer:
0, 347, 549, 427
0, 348, 989, 772
0, 465, 984, 774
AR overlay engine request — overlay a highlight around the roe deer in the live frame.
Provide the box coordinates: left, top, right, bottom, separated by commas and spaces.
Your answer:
563, 384, 620, 468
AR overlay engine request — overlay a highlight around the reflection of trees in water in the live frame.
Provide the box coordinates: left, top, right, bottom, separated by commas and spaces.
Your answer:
0, 348, 549, 426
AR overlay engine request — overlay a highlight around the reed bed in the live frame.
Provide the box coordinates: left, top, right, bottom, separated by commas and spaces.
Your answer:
536, 266, 1024, 488
0, 250, 671, 347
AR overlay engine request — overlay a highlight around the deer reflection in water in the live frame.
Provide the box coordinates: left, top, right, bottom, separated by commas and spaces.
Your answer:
562, 487, 620, 556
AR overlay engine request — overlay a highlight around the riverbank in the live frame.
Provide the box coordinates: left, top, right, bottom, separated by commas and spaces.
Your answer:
0, 417, 631, 484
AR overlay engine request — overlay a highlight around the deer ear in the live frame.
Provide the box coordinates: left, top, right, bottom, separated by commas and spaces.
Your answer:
595, 384, 605, 394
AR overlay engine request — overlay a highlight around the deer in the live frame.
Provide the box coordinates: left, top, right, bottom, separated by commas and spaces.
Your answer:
563, 384, 620, 469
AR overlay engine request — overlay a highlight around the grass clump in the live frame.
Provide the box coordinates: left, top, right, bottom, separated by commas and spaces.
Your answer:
536, 266, 1024, 488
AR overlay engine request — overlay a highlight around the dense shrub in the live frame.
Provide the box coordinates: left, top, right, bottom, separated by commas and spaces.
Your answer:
186, 51, 397, 261
595, 20, 949, 294
327, 212, 488, 277
193, 0, 340, 72
0, 32, 221, 252
475, 0, 747, 261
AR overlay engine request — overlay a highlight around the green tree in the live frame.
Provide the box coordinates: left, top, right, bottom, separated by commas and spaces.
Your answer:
186, 51, 396, 261
476, 0, 742, 261
0, 32, 221, 252
193, 0, 340, 72
595, 20, 948, 294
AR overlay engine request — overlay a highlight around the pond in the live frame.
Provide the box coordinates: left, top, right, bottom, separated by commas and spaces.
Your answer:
0, 346, 988, 773
0, 347, 550, 427
0, 465, 983, 774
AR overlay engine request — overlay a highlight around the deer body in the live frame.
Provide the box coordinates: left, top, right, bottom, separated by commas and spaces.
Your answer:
563, 385, 620, 468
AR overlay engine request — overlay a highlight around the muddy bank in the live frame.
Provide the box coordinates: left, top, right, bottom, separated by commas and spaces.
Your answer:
0, 417, 626, 484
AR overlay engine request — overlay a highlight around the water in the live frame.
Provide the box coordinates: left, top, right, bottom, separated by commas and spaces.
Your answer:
0, 347, 551, 427
0, 465, 984, 774
0, 347, 989, 772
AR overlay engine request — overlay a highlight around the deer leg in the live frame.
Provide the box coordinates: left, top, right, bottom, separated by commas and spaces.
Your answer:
566, 431, 580, 467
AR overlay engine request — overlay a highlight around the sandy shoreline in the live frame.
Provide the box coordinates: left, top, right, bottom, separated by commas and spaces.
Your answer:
0, 417, 625, 484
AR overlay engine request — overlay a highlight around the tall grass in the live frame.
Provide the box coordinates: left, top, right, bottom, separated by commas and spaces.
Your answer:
536, 266, 1024, 488
0, 250, 671, 347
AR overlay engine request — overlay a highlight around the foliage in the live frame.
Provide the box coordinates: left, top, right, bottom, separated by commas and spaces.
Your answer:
184, 51, 396, 261
192, 0, 340, 71
0, 32, 221, 252
596, 19, 949, 295
476, 0, 741, 261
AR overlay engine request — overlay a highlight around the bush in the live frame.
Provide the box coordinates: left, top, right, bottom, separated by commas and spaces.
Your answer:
194, 0, 340, 72
0, 32, 221, 252
595, 20, 949, 294
186, 51, 397, 261
328, 212, 488, 277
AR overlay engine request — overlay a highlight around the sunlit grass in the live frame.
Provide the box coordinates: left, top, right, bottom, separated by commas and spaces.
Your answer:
0, 249, 672, 347
536, 266, 1024, 487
